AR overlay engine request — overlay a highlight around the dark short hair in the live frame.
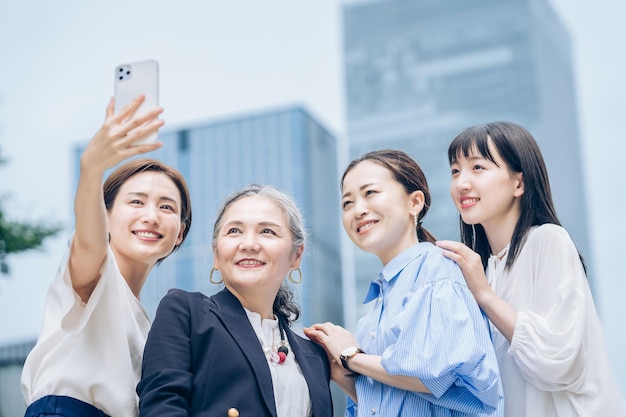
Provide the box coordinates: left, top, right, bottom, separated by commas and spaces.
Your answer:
103, 158, 192, 263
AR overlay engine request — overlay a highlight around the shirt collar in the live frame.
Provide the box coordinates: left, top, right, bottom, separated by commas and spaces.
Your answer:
362, 242, 430, 304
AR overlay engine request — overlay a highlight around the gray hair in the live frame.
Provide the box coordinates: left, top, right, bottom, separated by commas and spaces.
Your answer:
211, 184, 306, 325
212, 184, 306, 253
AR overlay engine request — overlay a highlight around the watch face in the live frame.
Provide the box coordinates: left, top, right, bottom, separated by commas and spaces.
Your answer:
341, 346, 358, 357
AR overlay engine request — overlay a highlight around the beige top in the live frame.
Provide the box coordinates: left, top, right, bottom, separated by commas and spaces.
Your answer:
21, 236, 150, 417
487, 224, 626, 417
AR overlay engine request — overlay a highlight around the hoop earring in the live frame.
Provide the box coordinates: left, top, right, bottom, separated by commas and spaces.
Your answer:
288, 268, 302, 284
210, 268, 223, 284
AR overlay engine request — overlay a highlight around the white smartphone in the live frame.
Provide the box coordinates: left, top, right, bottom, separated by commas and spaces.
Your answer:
114, 59, 160, 145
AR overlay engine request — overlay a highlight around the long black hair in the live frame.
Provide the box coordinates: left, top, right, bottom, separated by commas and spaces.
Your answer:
448, 122, 585, 272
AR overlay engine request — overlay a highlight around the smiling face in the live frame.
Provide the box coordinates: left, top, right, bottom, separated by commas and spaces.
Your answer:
341, 160, 423, 265
213, 195, 303, 301
449, 139, 524, 238
107, 171, 184, 270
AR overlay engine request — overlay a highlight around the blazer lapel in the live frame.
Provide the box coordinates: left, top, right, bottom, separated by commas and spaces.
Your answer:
210, 289, 278, 417
287, 329, 332, 416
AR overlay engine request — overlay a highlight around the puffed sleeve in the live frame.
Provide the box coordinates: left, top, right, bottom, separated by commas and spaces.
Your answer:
43, 234, 85, 333
509, 225, 587, 391
381, 276, 501, 414
137, 289, 194, 416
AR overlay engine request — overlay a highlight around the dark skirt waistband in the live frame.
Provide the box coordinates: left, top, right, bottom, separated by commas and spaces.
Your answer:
25, 395, 111, 417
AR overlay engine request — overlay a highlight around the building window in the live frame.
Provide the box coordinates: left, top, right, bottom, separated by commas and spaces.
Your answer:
178, 130, 189, 152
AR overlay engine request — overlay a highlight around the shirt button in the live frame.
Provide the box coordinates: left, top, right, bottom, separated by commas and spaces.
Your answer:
377, 297, 382, 302
369, 332, 375, 338
371, 408, 377, 414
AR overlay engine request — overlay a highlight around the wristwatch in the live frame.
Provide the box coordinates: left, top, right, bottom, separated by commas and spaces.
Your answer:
340, 346, 365, 373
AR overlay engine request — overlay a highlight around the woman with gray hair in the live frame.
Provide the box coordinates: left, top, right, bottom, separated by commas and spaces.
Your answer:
138, 184, 333, 417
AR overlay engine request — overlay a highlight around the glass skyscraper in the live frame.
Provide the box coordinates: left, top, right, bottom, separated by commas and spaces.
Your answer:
342, 0, 592, 310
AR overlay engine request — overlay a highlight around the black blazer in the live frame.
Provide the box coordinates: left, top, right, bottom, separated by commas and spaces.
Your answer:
138, 288, 333, 417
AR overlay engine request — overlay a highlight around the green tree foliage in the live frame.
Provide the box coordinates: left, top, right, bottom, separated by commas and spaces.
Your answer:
0, 149, 62, 275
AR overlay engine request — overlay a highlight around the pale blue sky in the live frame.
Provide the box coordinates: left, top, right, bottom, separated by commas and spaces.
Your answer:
0, 0, 624, 395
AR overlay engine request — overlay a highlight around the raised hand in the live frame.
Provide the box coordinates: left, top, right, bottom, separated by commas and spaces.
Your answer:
81, 95, 164, 174
304, 323, 359, 399
436, 240, 491, 302
304, 322, 359, 362
436, 240, 517, 341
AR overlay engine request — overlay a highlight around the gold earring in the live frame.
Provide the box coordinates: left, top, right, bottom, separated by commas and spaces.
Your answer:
209, 268, 223, 284
288, 268, 302, 284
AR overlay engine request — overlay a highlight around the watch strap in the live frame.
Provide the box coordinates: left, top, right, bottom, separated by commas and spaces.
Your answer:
340, 347, 365, 374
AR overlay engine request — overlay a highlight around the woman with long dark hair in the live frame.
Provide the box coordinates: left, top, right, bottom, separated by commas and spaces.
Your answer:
437, 122, 626, 416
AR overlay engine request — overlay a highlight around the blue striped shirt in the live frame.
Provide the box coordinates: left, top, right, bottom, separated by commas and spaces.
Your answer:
347, 242, 504, 417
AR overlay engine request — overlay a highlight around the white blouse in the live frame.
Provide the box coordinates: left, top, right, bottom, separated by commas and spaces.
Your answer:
487, 224, 626, 417
244, 309, 312, 417
21, 237, 150, 417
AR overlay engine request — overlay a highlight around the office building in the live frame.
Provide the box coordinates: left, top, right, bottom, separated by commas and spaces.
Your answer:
0, 341, 34, 416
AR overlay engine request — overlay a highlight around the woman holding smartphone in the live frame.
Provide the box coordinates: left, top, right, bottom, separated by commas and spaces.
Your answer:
21, 95, 192, 417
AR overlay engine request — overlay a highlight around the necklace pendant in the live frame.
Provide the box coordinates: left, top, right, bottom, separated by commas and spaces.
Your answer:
268, 319, 290, 365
